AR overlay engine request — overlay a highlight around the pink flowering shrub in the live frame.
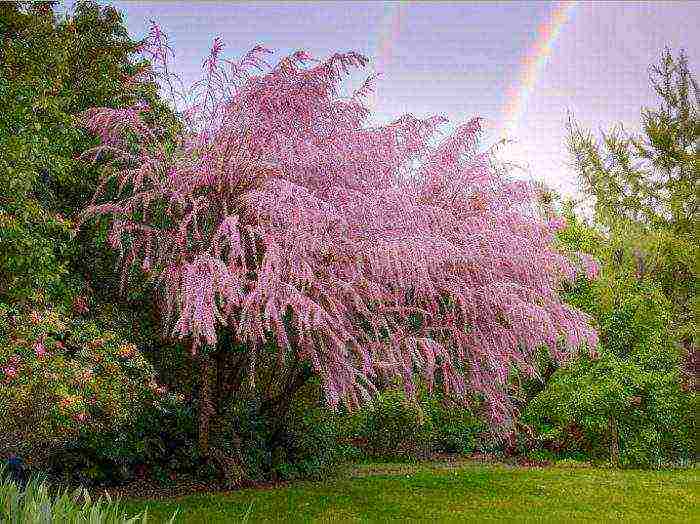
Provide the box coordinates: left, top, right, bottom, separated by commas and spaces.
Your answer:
0, 301, 171, 464
78, 25, 599, 431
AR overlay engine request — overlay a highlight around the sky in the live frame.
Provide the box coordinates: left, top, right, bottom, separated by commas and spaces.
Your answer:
81, 1, 698, 199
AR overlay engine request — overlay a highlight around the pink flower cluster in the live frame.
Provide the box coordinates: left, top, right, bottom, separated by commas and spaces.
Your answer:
2, 366, 18, 380
79, 26, 600, 426
34, 338, 47, 358
548, 216, 567, 232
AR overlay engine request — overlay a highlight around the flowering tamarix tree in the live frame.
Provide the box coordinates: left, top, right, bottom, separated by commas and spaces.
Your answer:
78, 24, 599, 457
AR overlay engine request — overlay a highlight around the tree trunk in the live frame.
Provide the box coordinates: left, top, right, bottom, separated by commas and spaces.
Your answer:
263, 367, 314, 451
609, 416, 620, 467
198, 350, 214, 457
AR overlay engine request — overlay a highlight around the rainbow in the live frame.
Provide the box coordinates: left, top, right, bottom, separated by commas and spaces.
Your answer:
499, 0, 578, 140
369, 2, 403, 112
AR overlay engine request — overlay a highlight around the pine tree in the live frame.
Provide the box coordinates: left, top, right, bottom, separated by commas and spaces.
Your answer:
566, 47, 699, 384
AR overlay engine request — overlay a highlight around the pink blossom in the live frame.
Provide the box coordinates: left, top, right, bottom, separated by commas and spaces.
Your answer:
578, 253, 600, 280
89, 338, 105, 349
2, 366, 17, 380
72, 296, 89, 315
548, 216, 567, 232
79, 33, 600, 427
78, 368, 94, 382
34, 339, 47, 358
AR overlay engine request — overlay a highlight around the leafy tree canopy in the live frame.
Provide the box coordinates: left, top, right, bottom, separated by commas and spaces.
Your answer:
566, 47, 699, 352
0, 0, 172, 306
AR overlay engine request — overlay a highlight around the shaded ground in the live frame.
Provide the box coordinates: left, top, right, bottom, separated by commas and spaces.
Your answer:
122, 460, 699, 523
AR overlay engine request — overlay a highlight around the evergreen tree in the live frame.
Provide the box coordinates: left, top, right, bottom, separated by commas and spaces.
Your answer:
566, 47, 699, 384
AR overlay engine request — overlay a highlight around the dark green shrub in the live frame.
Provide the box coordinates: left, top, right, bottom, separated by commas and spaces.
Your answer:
216, 380, 352, 484
49, 396, 199, 487
358, 388, 434, 460
420, 391, 488, 455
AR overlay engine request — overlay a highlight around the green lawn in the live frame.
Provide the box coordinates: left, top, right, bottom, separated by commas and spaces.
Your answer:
124, 461, 699, 523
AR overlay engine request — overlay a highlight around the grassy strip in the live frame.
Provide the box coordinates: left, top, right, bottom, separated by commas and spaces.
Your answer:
123, 461, 699, 522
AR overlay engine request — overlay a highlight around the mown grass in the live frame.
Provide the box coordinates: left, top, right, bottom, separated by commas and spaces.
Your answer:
124, 461, 699, 523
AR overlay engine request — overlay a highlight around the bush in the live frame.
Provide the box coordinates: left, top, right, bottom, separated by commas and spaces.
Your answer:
356, 388, 434, 460
0, 301, 174, 479
420, 390, 489, 455
216, 379, 354, 484
49, 396, 199, 487
327, 385, 492, 461
0, 466, 173, 523
523, 273, 697, 467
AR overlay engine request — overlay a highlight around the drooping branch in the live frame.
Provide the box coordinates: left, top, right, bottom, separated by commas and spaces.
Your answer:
80, 24, 600, 428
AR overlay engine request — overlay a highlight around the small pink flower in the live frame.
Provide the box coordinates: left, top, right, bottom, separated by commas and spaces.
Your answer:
34, 339, 47, 358
78, 368, 94, 382
578, 253, 600, 280
3, 366, 18, 379
89, 338, 105, 349
548, 216, 567, 232
74, 412, 88, 423
72, 296, 89, 315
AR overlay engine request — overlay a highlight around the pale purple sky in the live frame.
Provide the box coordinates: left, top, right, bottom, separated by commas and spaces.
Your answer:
87, 1, 698, 198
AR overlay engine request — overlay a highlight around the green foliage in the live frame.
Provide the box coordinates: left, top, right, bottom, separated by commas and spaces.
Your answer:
0, 300, 175, 473
0, 0, 175, 313
345, 386, 488, 460
358, 388, 434, 460
523, 211, 696, 467
565, 47, 699, 350
0, 1, 190, 485
50, 398, 198, 487
420, 391, 488, 455
1, 2, 123, 301
216, 381, 355, 484
0, 465, 172, 523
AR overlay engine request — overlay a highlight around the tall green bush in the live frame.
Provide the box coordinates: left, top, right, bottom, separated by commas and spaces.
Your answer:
0, 1, 188, 481
523, 209, 696, 467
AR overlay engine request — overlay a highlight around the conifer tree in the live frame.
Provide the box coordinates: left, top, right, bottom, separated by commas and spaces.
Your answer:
566, 47, 699, 384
